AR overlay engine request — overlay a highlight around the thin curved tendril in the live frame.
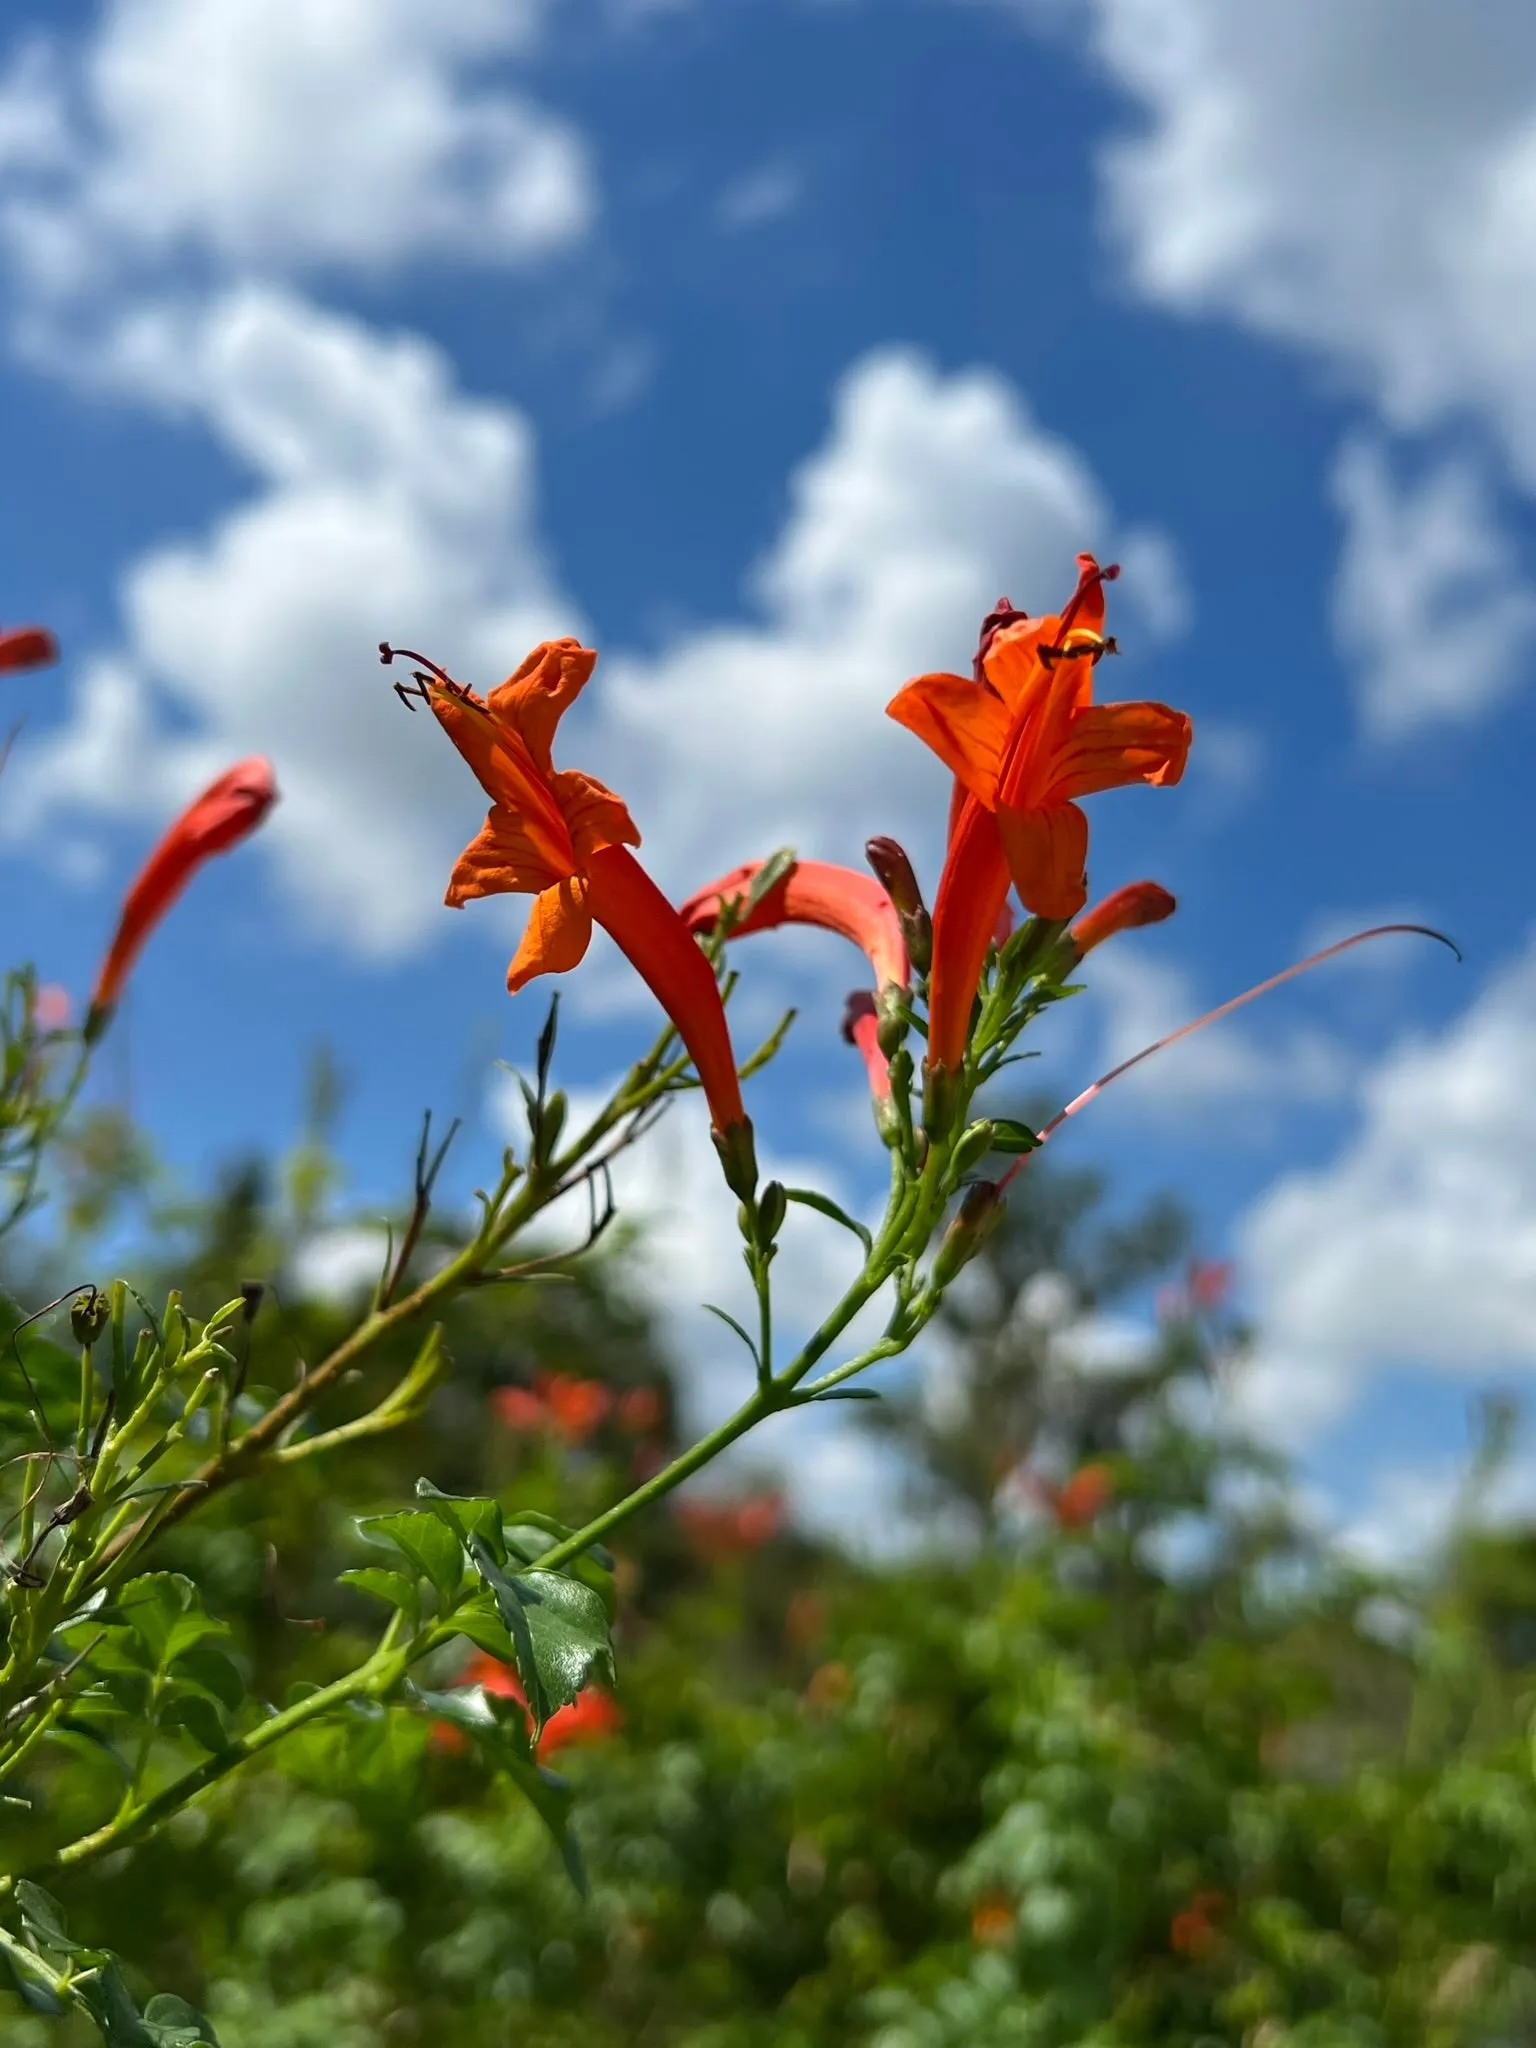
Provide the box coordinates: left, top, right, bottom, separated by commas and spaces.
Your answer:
998, 922, 1461, 1191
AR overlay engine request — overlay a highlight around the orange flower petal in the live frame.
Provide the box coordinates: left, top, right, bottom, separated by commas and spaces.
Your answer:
1045, 701, 1192, 803
585, 844, 748, 1135
487, 638, 596, 776
885, 671, 1009, 806
995, 800, 1089, 921
446, 806, 563, 906
507, 875, 594, 993
429, 685, 573, 874
926, 794, 1012, 1074
551, 767, 641, 862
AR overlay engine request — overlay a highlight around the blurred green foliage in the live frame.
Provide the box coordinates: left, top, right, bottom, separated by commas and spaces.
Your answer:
1, 1096, 1533, 2048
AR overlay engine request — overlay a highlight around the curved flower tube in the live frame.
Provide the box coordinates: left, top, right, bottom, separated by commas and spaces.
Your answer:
840, 990, 892, 1101
398, 636, 752, 1161
891, 557, 1191, 1075
0, 626, 58, 674
87, 757, 278, 1036
679, 856, 909, 994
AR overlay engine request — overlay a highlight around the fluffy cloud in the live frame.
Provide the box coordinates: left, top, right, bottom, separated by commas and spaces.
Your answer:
589, 347, 1185, 898
3, 285, 578, 953
1331, 437, 1536, 738
1074, 0, 1536, 475
1235, 936, 1536, 1446
0, 0, 592, 293
994, 0, 1536, 731
9, 313, 1182, 965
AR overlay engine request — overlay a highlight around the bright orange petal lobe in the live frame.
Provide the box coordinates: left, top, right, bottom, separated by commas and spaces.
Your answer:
926, 794, 1012, 1075
995, 800, 1090, 921
88, 757, 278, 1026
446, 807, 562, 905
680, 858, 910, 994
486, 638, 596, 775
885, 673, 1009, 805
1043, 701, 1191, 803
507, 875, 594, 993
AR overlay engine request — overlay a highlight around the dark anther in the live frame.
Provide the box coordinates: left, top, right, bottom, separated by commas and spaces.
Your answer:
1038, 633, 1118, 670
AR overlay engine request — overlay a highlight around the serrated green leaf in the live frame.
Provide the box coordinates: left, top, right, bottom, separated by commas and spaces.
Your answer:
355, 1509, 463, 1601
464, 1552, 615, 1733
413, 1478, 505, 1563
338, 1565, 420, 1613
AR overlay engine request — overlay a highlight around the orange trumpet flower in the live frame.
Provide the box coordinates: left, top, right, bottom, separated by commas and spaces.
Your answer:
889, 557, 1191, 1075
87, 756, 277, 1036
392, 636, 754, 1181
0, 625, 58, 674
679, 856, 909, 993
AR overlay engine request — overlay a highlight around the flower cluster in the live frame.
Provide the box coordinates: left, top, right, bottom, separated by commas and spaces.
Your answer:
385, 553, 1191, 1225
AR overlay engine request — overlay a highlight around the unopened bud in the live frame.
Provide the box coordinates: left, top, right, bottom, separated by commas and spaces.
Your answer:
70, 1287, 110, 1347
534, 1088, 568, 1164
713, 1117, 760, 1204
875, 984, 909, 1060
1065, 882, 1176, 968
865, 837, 924, 921
758, 1180, 788, 1243
865, 838, 932, 978
949, 1119, 996, 1181
932, 1180, 1006, 1287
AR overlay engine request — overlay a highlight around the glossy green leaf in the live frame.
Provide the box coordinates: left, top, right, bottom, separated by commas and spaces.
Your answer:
355, 1509, 463, 1601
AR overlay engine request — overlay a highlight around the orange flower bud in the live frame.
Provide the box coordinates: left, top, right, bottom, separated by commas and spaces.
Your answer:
86, 757, 277, 1036
1066, 881, 1176, 964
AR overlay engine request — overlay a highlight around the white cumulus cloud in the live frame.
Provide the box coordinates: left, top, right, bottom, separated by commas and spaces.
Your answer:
1235, 935, 1536, 1447
9, 317, 1183, 970
0, 0, 593, 296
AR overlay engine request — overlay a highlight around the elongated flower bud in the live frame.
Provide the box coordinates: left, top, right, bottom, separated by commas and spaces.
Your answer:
931, 1180, 1006, 1287
87, 757, 278, 1038
0, 626, 58, 673
866, 836, 932, 976
1063, 882, 1176, 968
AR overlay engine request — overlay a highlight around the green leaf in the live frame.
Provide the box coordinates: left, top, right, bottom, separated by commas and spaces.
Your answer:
355, 1509, 464, 1601
702, 1303, 759, 1367
746, 846, 796, 912
502, 1521, 616, 1622
15, 1883, 91, 1959
338, 1566, 420, 1613
410, 1682, 584, 1894
3, 1944, 65, 2015
174, 1644, 245, 1713
782, 1187, 874, 1254
988, 1118, 1041, 1155
142, 1993, 221, 2045
465, 1551, 615, 1733
413, 1478, 506, 1563
116, 1575, 228, 1671
806, 1387, 882, 1402
161, 1690, 227, 1755
73, 1956, 159, 2044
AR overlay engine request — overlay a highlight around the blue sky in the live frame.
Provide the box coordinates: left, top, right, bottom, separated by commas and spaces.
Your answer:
3, 0, 1536, 1555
